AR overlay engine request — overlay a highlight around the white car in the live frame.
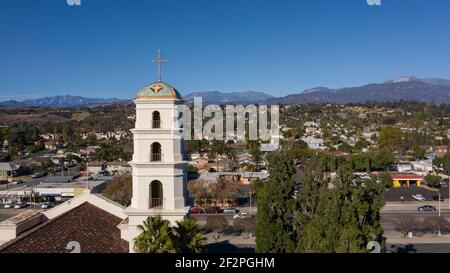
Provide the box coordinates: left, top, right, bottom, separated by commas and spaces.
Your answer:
412, 194, 426, 201
14, 202, 28, 209
3, 202, 15, 209
233, 212, 249, 219
223, 208, 238, 215
41, 203, 53, 209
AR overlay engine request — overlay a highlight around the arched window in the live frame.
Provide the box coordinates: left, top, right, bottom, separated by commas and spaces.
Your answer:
149, 180, 163, 208
152, 111, 161, 128
151, 142, 162, 162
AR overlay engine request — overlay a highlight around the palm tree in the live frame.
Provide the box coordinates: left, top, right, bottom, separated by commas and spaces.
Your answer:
172, 219, 207, 253
134, 216, 175, 253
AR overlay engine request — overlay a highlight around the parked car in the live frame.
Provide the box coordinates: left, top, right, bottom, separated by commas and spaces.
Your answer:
3, 202, 15, 209
418, 205, 437, 212
70, 174, 81, 181
13, 202, 28, 209
412, 194, 426, 201
204, 206, 223, 214
223, 208, 239, 215
190, 208, 206, 214
33, 171, 49, 178
233, 212, 250, 219
433, 195, 445, 202
11, 179, 24, 185
41, 202, 53, 209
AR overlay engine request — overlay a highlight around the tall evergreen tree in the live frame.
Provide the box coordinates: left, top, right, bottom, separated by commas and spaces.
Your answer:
255, 152, 297, 253
296, 161, 385, 253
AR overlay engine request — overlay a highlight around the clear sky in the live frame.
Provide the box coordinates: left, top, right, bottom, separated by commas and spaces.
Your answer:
1, 0, 450, 100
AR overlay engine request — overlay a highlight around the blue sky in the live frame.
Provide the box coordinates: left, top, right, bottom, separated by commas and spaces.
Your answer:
1, 0, 450, 100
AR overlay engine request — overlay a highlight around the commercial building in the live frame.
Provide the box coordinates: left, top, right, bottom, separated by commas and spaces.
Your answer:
390, 173, 423, 188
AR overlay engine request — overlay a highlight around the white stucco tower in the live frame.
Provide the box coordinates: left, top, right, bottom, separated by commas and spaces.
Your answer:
120, 51, 190, 252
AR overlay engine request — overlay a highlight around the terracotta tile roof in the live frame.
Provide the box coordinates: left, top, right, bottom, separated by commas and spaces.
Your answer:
389, 172, 423, 180
0, 202, 128, 253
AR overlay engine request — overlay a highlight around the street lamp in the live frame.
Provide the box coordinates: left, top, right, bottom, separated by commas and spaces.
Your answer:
438, 192, 441, 218
441, 162, 450, 209
249, 172, 252, 217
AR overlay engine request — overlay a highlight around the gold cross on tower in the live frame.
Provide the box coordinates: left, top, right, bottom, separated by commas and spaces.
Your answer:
151, 49, 168, 82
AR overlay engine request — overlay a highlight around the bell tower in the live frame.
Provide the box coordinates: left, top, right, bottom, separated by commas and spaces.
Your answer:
120, 50, 190, 252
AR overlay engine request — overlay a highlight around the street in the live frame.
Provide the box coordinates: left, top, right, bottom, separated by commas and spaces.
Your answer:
0, 167, 80, 191
387, 244, 450, 253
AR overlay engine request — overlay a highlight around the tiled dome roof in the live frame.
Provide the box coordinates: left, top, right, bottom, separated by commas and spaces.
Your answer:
136, 81, 182, 100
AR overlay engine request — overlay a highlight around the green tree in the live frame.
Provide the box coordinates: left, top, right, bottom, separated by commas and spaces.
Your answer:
248, 141, 262, 171
134, 216, 175, 253
352, 153, 370, 172
378, 126, 402, 151
379, 172, 393, 188
134, 216, 207, 253
255, 152, 296, 253
372, 148, 395, 171
354, 139, 371, 151
424, 174, 441, 188
171, 219, 207, 253
296, 161, 385, 253
102, 175, 132, 206
413, 144, 426, 160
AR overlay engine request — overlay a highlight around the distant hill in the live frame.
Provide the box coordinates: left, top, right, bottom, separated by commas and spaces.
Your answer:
301, 87, 335, 94
0, 95, 129, 108
265, 77, 450, 105
183, 91, 274, 104
3, 76, 450, 107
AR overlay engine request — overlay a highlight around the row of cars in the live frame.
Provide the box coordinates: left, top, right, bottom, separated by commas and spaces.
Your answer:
190, 206, 240, 215
3, 202, 54, 209
3, 202, 28, 209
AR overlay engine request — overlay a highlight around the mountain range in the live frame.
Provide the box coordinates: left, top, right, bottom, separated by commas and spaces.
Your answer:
264, 76, 450, 104
2, 76, 450, 107
183, 90, 274, 104
0, 96, 130, 108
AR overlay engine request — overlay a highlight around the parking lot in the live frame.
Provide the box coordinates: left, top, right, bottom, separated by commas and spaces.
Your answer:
384, 185, 449, 202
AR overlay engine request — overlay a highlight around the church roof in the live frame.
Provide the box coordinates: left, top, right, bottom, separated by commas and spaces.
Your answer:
136, 81, 182, 100
0, 202, 128, 253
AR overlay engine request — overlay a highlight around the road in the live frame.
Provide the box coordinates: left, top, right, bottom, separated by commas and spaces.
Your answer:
386, 244, 450, 253
0, 167, 79, 191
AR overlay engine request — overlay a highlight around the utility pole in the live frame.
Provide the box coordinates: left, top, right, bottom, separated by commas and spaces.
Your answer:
87, 162, 90, 191
448, 158, 450, 209
438, 192, 441, 218
249, 173, 252, 217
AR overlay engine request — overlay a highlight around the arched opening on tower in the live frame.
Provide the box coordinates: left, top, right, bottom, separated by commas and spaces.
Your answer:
149, 180, 163, 208
152, 111, 161, 128
150, 142, 162, 162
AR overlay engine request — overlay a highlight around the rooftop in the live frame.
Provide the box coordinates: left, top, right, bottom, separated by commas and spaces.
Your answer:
135, 81, 182, 100
0, 202, 128, 253
0, 163, 18, 172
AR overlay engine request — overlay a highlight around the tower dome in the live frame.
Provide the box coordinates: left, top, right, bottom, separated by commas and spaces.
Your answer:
135, 81, 182, 100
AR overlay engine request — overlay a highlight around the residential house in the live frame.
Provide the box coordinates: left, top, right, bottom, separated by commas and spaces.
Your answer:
106, 161, 131, 175
87, 161, 106, 175
0, 163, 19, 182
302, 136, 325, 150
